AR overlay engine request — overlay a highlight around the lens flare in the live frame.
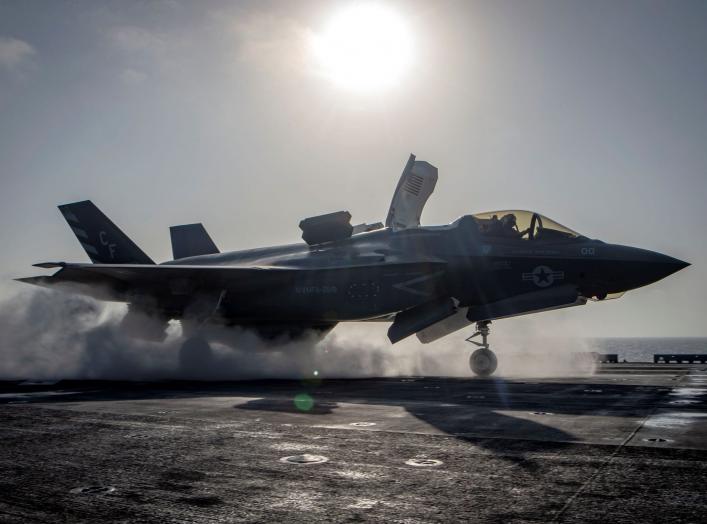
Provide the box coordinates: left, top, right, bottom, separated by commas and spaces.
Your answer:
311, 4, 413, 92
294, 392, 315, 412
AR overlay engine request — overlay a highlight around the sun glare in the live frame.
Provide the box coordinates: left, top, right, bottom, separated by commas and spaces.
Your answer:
311, 4, 413, 92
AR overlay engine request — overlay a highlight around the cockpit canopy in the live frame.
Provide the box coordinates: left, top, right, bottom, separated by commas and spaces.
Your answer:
472, 210, 584, 242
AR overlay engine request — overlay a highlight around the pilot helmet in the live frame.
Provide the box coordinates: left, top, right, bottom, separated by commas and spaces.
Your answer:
501, 213, 516, 227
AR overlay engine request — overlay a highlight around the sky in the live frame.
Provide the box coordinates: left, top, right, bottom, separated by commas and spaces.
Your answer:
0, 0, 705, 337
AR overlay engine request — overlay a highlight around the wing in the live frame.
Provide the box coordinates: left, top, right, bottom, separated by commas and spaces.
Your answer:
16, 263, 296, 302
18, 259, 448, 305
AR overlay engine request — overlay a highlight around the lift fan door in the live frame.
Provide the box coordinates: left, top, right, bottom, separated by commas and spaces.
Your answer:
299, 211, 353, 246
385, 154, 438, 231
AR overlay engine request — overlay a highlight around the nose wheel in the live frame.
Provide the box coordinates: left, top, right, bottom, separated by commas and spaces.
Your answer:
466, 321, 498, 377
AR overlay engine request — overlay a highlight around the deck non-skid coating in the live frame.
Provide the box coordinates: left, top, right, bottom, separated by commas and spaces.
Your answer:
1, 363, 706, 523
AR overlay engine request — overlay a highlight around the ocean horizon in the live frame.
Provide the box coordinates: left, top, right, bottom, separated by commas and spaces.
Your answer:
584, 337, 707, 362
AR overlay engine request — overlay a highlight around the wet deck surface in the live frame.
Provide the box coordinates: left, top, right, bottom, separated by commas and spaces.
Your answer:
1, 363, 706, 523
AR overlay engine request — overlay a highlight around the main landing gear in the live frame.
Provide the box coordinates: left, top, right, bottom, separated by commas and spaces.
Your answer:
466, 320, 498, 377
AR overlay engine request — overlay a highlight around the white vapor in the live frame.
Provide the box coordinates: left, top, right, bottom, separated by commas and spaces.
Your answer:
0, 289, 596, 381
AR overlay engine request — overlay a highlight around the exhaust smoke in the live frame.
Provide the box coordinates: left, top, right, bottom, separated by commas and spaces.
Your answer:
0, 289, 596, 381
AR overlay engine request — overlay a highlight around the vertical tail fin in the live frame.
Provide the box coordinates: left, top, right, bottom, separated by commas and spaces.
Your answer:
58, 200, 154, 264
169, 223, 220, 260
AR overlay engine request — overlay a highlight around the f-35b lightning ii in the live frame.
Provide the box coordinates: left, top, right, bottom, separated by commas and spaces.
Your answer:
19, 155, 689, 376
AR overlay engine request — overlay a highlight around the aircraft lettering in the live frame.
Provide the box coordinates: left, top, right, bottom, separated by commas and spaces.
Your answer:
347, 281, 381, 299
509, 249, 560, 256
98, 230, 117, 259
580, 247, 596, 256
295, 286, 338, 295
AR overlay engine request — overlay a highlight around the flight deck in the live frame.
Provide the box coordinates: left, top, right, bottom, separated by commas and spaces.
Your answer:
1, 363, 706, 523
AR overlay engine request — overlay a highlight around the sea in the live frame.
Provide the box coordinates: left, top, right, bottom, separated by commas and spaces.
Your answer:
587, 338, 707, 362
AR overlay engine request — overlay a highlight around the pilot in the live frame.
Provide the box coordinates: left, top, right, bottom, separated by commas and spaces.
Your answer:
486, 214, 504, 236
500, 213, 520, 237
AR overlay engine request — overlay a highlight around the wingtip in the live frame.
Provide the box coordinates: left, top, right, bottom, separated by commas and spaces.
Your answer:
32, 262, 66, 269
14, 276, 47, 285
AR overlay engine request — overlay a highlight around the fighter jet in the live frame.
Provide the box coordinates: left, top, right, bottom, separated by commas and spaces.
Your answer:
18, 155, 689, 376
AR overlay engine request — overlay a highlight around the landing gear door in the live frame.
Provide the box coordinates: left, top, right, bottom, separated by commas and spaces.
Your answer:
385, 154, 438, 231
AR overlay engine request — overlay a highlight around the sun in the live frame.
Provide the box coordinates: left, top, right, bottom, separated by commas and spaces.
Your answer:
311, 4, 413, 92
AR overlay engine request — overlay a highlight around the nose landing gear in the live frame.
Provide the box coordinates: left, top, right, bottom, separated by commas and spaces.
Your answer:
466, 320, 498, 377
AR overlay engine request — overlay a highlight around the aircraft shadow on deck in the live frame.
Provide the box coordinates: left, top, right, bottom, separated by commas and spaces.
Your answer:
2, 376, 662, 471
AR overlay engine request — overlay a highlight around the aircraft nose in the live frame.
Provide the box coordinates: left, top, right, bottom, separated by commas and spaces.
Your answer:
613, 247, 689, 290
643, 251, 690, 279
662, 255, 690, 273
